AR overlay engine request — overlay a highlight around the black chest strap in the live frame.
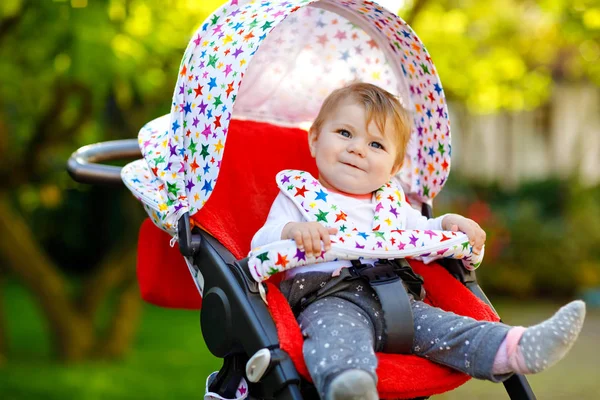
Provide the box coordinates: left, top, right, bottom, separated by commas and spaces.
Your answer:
348, 259, 419, 354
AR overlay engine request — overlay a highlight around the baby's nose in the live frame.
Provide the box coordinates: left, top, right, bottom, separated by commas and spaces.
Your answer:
347, 141, 366, 157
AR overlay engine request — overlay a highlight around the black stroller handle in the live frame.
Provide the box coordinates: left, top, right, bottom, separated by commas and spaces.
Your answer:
67, 139, 141, 186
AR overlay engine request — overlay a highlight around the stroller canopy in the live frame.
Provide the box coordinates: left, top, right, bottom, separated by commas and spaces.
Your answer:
122, 0, 452, 235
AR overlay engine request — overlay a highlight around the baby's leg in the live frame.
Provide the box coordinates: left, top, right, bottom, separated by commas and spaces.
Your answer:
411, 300, 586, 381
298, 297, 378, 400
410, 300, 511, 381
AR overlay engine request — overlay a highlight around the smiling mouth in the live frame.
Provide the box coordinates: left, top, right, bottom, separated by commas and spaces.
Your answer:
342, 162, 363, 171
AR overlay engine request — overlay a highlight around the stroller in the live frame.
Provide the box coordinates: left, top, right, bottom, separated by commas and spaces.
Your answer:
68, 0, 537, 398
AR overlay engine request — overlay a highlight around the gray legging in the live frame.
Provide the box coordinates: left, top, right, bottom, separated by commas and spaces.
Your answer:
283, 272, 511, 398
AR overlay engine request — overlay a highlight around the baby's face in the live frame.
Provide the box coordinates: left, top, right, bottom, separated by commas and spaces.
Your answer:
309, 98, 400, 195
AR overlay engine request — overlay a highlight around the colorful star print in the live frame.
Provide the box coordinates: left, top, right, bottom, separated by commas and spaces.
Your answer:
247, 169, 483, 282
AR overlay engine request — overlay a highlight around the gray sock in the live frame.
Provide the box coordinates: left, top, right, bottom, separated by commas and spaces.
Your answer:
519, 300, 586, 373
326, 369, 378, 400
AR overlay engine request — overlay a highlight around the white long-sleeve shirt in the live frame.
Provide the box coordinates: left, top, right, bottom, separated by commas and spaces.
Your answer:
251, 191, 446, 279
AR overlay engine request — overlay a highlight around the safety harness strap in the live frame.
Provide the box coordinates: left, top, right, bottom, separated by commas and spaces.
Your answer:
293, 259, 422, 354
348, 260, 416, 354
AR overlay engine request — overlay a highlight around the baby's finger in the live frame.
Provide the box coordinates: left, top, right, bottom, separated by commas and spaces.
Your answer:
469, 238, 476, 249
471, 229, 485, 254
468, 232, 476, 247
302, 231, 313, 256
328, 227, 338, 235
451, 224, 459, 232
475, 236, 485, 253
293, 231, 304, 250
320, 226, 332, 251
311, 230, 322, 257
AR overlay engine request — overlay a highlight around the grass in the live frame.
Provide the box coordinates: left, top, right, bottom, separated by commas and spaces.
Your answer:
0, 282, 221, 399
1, 282, 599, 399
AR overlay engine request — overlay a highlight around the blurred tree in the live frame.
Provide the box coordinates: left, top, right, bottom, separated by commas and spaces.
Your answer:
0, 0, 225, 361
439, 179, 600, 298
403, 0, 599, 113
0, 270, 5, 365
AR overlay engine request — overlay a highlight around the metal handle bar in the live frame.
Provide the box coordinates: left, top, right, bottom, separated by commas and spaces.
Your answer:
67, 139, 141, 186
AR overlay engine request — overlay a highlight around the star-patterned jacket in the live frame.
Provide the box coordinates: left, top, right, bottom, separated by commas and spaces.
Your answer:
248, 170, 484, 282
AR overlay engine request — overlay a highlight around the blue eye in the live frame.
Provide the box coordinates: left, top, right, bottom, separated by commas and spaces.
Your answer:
338, 129, 351, 138
370, 142, 384, 149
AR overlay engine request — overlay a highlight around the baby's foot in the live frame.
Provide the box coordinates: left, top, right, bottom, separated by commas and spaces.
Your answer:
326, 369, 377, 400
517, 300, 586, 373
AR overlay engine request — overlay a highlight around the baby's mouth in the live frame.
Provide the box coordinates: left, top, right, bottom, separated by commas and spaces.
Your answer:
341, 161, 363, 171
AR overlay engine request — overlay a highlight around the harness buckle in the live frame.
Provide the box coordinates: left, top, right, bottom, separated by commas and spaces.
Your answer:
348, 259, 400, 286
349, 259, 425, 301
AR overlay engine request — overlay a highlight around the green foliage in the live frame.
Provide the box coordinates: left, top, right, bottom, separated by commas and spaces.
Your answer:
1, 280, 220, 398
0, 0, 225, 271
439, 177, 600, 298
405, 0, 600, 113
0, 0, 225, 174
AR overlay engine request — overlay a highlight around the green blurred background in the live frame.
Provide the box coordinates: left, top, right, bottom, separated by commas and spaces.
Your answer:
0, 0, 599, 398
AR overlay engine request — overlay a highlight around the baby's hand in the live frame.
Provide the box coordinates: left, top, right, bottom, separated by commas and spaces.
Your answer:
281, 222, 338, 258
442, 214, 486, 255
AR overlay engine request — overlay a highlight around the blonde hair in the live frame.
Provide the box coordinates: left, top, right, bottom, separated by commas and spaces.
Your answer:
310, 82, 412, 166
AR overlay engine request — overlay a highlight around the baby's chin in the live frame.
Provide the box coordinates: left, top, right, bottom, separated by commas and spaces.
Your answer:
320, 172, 386, 194
342, 187, 381, 195
330, 180, 383, 195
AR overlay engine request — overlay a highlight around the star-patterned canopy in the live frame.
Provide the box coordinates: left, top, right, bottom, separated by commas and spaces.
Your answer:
122, 0, 452, 235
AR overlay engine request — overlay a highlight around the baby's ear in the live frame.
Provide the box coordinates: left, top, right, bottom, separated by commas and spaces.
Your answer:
308, 128, 318, 157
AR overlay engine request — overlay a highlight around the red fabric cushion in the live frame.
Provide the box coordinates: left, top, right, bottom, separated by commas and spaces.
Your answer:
137, 218, 202, 309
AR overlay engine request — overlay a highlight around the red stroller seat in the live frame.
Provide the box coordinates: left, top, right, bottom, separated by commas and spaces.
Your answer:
137, 119, 500, 399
